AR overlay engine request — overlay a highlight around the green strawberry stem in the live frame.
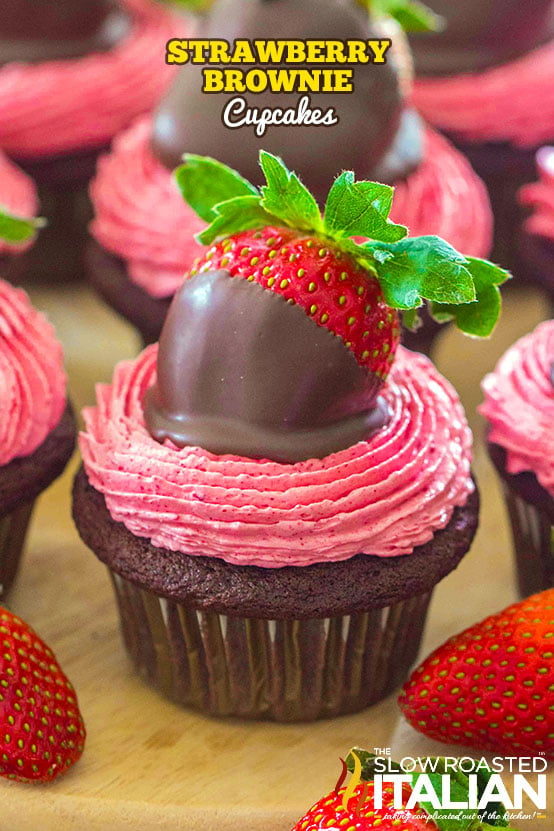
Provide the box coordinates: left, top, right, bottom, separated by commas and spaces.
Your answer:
344, 749, 520, 831
357, 0, 443, 32
175, 151, 510, 336
155, 0, 215, 11
0, 205, 44, 245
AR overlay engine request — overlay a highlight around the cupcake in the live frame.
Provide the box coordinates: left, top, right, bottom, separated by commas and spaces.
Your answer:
0, 149, 39, 284
480, 320, 554, 597
73, 153, 507, 721
0, 269, 76, 597
518, 147, 554, 304
0, 0, 184, 284
409, 0, 554, 269
87, 0, 492, 350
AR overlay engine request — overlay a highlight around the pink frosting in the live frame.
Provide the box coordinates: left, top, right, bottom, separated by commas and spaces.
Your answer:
0, 280, 66, 465
389, 128, 492, 257
80, 345, 474, 568
412, 39, 554, 148
90, 116, 204, 298
480, 320, 554, 496
0, 0, 184, 159
0, 150, 38, 255
519, 147, 554, 241
89, 122, 492, 299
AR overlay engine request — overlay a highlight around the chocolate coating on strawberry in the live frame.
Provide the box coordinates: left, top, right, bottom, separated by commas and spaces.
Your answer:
410, 0, 554, 75
150, 0, 423, 199
0, 0, 131, 65
144, 269, 391, 462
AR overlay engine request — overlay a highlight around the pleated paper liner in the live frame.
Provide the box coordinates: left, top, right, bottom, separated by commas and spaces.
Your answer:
502, 484, 554, 596
110, 571, 432, 722
0, 501, 34, 598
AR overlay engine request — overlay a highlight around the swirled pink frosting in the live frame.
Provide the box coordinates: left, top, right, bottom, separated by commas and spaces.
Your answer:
480, 320, 554, 496
90, 122, 492, 299
0, 150, 38, 255
519, 147, 554, 241
412, 39, 554, 148
80, 345, 474, 568
0, 0, 184, 159
389, 128, 492, 257
0, 280, 66, 466
90, 116, 204, 298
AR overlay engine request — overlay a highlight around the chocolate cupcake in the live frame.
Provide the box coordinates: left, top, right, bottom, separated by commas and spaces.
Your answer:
87, 0, 492, 353
74, 152, 508, 720
0, 0, 184, 284
410, 0, 554, 270
480, 320, 554, 596
0, 277, 75, 596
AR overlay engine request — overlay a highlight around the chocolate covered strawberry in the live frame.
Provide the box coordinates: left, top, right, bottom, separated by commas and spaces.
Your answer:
177, 150, 509, 394
399, 589, 554, 757
291, 749, 518, 830
0, 607, 86, 783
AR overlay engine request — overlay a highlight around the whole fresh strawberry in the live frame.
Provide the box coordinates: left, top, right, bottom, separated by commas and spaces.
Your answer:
176, 150, 509, 399
0, 607, 86, 783
293, 779, 438, 830
291, 749, 518, 831
399, 589, 554, 757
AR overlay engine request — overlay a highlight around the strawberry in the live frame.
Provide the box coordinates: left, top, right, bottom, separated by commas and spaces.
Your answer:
399, 588, 554, 757
176, 150, 509, 388
0, 607, 86, 783
189, 225, 398, 378
292, 780, 437, 830
291, 749, 519, 831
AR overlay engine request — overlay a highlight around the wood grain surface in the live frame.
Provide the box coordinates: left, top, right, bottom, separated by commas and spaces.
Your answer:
0, 282, 551, 831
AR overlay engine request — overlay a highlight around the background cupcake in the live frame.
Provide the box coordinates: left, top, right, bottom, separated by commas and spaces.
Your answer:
0, 275, 75, 597
74, 152, 507, 721
87, 0, 492, 350
0, 0, 185, 284
480, 320, 554, 596
409, 0, 554, 270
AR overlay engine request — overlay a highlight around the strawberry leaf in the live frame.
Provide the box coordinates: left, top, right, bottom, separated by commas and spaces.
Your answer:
323, 172, 407, 242
0, 205, 43, 243
430, 258, 510, 337
197, 195, 276, 245
259, 151, 323, 234
362, 236, 475, 309
360, 0, 443, 32
175, 155, 258, 223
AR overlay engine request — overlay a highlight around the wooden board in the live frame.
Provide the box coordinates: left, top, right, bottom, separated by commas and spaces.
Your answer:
0, 283, 551, 831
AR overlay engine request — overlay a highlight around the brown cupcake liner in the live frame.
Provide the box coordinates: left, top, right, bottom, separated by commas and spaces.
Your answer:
502, 483, 554, 596
0, 501, 35, 598
110, 570, 433, 722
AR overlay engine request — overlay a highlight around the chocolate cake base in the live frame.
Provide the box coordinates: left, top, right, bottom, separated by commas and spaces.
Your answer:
7, 145, 110, 287
0, 402, 76, 596
86, 240, 171, 346
488, 440, 554, 596
73, 467, 478, 720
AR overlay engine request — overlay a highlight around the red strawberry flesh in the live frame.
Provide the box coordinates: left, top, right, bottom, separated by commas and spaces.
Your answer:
0, 608, 86, 783
292, 781, 438, 830
399, 588, 554, 757
187, 225, 400, 380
